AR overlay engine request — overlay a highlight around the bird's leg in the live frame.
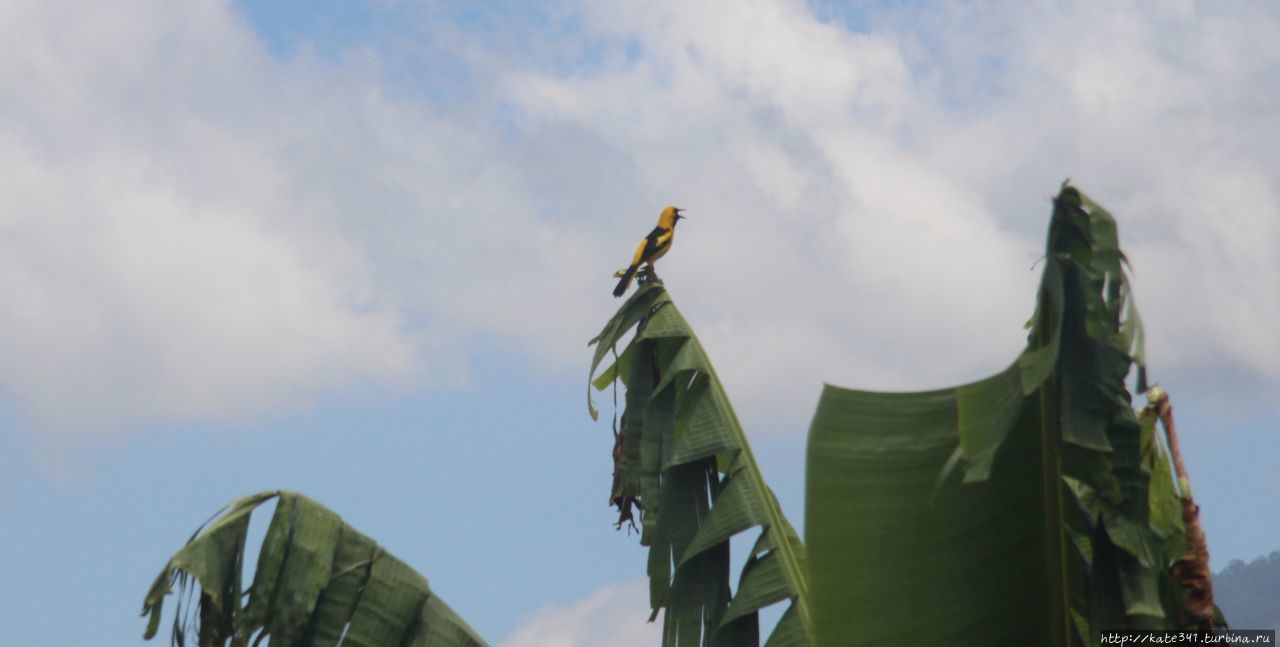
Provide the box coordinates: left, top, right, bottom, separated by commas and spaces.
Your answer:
640, 264, 660, 284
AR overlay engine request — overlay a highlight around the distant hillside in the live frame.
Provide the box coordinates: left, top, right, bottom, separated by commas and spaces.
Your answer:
1215, 550, 1280, 630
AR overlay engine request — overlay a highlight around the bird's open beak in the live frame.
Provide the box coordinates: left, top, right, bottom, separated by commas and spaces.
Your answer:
675, 209, 686, 220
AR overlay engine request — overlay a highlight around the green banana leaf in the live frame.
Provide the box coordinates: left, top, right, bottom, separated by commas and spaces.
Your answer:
590, 282, 811, 646
806, 184, 1191, 646
141, 490, 486, 647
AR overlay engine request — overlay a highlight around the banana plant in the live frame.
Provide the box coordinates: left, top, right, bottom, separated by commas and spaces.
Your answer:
589, 282, 812, 646
142, 490, 485, 647
805, 184, 1204, 646
146, 185, 1215, 647
591, 184, 1214, 647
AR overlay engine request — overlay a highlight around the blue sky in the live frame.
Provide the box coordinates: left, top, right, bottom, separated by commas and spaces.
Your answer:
1, 1, 1278, 644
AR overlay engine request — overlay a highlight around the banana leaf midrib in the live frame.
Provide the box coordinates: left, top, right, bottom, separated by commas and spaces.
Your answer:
674, 318, 812, 632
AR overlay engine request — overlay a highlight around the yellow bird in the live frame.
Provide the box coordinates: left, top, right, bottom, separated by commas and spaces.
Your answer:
613, 206, 686, 297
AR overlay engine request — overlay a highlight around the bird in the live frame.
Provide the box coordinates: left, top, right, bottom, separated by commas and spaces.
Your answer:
613, 206, 685, 297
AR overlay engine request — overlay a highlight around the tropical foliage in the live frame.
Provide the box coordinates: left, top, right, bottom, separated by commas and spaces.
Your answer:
142, 490, 484, 647
590, 184, 1213, 647
144, 184, 1219, 647
588, 283, 811, 646
802, 185, 1197, 645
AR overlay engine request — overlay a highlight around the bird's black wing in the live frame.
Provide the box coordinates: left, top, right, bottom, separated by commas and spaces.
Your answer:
636, 226, 669, 264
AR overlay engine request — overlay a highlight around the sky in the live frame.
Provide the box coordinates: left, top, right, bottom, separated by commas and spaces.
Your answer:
0, 0, 1277, 644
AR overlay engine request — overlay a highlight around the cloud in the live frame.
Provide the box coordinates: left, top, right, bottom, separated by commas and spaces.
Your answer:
878, 1, 1280, 382
1, 0, 1276, 441
500, 579, 661, 647
496, 0, 1280, 425
0, 0, 422, 436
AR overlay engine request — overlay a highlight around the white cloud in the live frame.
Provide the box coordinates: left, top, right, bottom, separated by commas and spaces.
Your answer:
0, 0, 422, 436
498, 0, 1280, 426
1, 0, 1276, 440
500, 579, 661, 647
918, 1, 1280, 384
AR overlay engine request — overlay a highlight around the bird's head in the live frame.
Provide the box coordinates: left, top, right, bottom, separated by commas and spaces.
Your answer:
661, 206, 686, 227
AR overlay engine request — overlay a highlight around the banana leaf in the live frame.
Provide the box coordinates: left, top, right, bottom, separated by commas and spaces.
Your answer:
806, 184, 1191, 646
141, 490, 485, 647
590, 282, 811, 646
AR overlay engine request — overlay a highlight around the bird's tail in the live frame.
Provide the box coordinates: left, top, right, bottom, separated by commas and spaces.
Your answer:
613, 265, 639, 298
